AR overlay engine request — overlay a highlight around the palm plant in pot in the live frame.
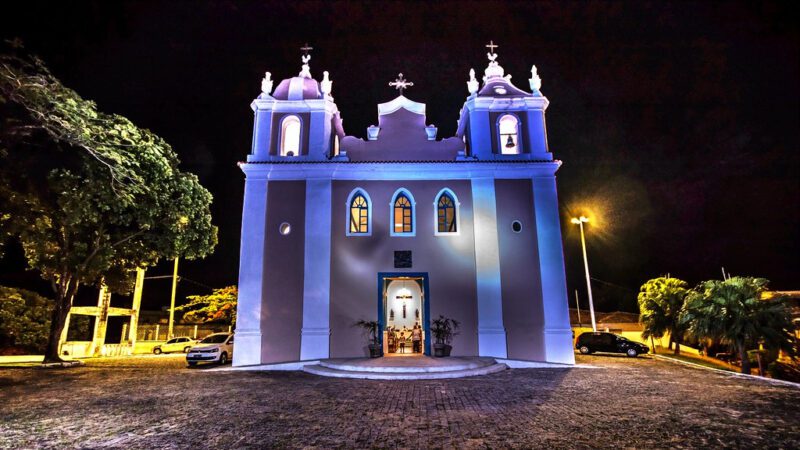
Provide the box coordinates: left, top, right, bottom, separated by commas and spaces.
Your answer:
431, 315, 460, 357
353, 319, 382, 358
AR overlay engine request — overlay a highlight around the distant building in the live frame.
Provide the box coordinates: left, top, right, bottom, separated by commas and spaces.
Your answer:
234, 45, 574, 367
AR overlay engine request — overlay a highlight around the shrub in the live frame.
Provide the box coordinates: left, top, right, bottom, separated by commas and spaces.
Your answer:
0, 286, 52, 353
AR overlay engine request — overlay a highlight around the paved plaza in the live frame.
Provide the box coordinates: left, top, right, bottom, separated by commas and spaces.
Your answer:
1, 354, 798, 448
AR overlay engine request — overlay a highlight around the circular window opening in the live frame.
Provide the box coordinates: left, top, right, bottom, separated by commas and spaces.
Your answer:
511, 220, 522, 233
494, 86, 507, 95
279, 222, 291, 235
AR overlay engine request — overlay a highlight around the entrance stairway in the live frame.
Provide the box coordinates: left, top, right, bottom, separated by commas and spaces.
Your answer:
302, 356, 507, 380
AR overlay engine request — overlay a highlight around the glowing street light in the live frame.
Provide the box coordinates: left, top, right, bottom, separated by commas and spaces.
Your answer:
571, 216, 597, 332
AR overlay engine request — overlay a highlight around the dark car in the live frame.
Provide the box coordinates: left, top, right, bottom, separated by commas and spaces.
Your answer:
575, 332, 649, 357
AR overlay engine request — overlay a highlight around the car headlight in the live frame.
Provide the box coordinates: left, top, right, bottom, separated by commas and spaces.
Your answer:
210, 347, 219, 352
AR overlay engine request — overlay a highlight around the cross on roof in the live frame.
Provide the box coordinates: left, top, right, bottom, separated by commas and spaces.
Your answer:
486, 40, 498, 53
300, 43, 313, 56
389, 73, 414, 95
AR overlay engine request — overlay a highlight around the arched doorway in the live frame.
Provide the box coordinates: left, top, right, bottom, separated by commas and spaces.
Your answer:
378, 273, 430, 356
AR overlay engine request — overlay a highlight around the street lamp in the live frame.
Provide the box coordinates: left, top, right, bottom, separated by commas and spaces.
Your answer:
571, 216, 597, 332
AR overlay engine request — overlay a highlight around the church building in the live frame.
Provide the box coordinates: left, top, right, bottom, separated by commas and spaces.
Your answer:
234, 43, 575, 367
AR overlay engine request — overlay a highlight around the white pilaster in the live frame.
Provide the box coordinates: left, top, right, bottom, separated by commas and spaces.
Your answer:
300, 178, 332, 360
471, 178, 508, 358
533, 176, 575, 365
233, 177, 268, 366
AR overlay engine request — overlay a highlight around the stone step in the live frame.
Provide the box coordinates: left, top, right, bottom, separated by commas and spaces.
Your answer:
320, 357, 495, 373
302, 362, 508, 380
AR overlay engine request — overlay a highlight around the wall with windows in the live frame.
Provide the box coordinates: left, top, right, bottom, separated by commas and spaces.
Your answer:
329, 179, 479, 358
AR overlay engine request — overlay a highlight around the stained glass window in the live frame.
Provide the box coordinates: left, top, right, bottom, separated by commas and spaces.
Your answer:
349, 193, 369, 233
393, 194, 413, 233
437, 193, 457, 233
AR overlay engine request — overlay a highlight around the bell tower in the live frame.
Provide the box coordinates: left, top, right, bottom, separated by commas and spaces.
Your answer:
457, 42, 552, 161
248, 45, 342, 162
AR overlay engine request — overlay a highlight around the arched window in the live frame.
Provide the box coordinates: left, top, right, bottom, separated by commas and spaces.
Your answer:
280, 115, 301, 156
391, 189, 415, 236
498, 114, 521, 155
434, 188, 460, 235
346, 189, 371, 236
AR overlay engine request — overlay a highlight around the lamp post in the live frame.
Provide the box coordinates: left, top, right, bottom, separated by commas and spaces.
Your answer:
571, 216, 597, 332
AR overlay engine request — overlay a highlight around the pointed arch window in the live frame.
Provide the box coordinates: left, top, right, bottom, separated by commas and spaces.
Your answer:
346, 189, 371, 236
280, 115, 301, 157
391, 189, 415, 236
434, 188, 460, 235
498, 114, 521, 155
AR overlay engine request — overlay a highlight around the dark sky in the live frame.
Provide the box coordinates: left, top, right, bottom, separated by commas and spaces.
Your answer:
2, 1, 798, 312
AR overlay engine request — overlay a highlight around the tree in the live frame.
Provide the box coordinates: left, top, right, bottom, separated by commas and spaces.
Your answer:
0, 286, 52, 353
176, 286, 237, 326
0, 43, 218, 363
638, 276, 690, 355
684, 277, 798, 374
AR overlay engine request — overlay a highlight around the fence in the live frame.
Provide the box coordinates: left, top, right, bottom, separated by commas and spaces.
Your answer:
136, 323, 231, 341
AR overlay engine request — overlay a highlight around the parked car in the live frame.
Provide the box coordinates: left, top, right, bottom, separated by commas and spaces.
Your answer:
186, 332, 234, 366
153, 337, 196, 354
576, 332, 649, 357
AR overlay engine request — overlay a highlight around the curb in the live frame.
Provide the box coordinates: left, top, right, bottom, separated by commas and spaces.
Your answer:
38, 360, 85, 369
653, 354, 800, 389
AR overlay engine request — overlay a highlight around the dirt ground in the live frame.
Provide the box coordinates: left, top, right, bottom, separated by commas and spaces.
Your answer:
1, 353, 798, 449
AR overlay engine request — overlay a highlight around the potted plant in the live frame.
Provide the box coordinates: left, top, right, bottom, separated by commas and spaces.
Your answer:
353, 319, 382, 358
431, 315, 460, 357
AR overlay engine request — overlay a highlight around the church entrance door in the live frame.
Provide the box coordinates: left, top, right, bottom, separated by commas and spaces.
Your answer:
378, 273, 430, 356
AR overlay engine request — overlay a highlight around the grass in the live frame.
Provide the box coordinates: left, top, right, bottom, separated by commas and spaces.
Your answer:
655, 351, 735, 372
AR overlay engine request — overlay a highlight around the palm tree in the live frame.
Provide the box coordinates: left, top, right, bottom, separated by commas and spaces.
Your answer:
638, 277, 690, 355
683, 277, 798, 374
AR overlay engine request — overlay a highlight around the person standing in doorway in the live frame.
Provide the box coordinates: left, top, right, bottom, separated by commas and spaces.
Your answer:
412, 324, 422, 353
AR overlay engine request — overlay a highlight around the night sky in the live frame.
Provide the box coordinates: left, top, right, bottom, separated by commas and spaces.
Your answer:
2, 1, 798, 312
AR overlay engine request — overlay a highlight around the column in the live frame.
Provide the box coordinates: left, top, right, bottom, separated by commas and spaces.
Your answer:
471, 178, 508, 358
532, 175, 575, 364
90, 284, 111, 357
233, 175, 268, 366
128, 268, 145, 354
300, 178, 332, 360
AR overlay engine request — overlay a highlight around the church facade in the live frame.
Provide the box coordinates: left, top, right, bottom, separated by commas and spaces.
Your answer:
234, 45, 575, 367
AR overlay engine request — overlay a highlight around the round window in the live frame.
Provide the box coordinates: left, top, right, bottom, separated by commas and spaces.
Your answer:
511, 220, 522, 233
279, 222, 291, 235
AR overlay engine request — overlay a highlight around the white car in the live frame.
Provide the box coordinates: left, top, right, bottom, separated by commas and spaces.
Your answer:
186, 333, 234, 366
153, 337, 196, 354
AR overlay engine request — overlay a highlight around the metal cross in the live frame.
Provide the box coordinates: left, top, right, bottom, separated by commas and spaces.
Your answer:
486, 40, 498, 53
389, 73, 414, 95
300, 42, 313, 56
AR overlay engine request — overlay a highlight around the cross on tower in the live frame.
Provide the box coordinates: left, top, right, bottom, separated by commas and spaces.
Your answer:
486, 40, 498, 54
300, 42, 313, 56
389, 73, 414, 95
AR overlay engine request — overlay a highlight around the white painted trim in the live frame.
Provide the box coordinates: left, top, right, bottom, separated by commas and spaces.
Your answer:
345, 188, 372, 236
378, 95, 426, 116
471, 178, 507, 359
240, 161, 561, 181
251, 97, 339, 115
218, 360, 321, 372
433, 188, 461, 236
495, 358, 577, 369
389, 188, 416, 237
300, 179, 332, 361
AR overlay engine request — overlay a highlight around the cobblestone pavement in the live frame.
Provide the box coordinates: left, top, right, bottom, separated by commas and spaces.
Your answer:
1, 354, 798, 449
